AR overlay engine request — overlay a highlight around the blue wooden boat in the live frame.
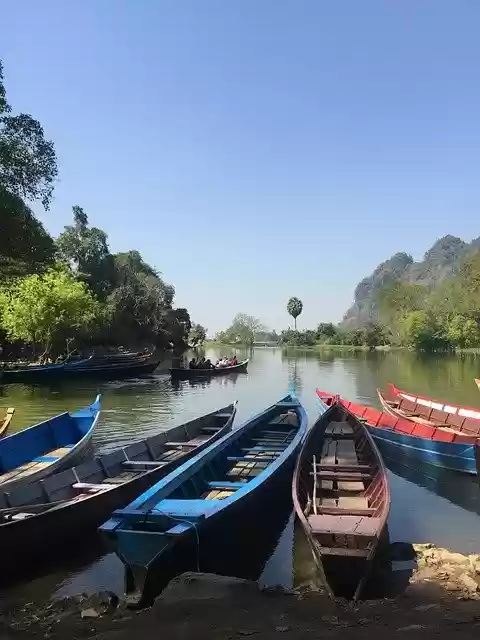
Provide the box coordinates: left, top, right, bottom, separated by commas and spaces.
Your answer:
101, 394, 308, 605
0, 396, 101, 491
317, 390, 478, 475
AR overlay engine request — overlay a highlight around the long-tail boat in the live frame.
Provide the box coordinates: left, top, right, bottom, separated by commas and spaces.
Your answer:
293, 398, 389, 600
101, 394, 307, 606
169, 359, 249, 379
0, 403, 236, 583
317, 389, 479, 475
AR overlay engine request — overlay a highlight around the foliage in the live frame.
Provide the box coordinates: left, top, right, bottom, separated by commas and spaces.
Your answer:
286, 297, 303, 330
0, 60, 57, 209
280, 329, 317, 346
216, 313, 265, 345
0, 188, 55, 278
376, 252, 480, 350
57, 207, 114, 299
189, 323, 207, 347
0, 265, 103, 359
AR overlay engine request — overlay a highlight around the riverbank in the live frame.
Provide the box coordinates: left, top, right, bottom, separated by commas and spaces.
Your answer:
5, 544, 480, 640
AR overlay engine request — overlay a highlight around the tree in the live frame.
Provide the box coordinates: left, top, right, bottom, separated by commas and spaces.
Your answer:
189, 323, 207, 347
57, 206, 114, 299
217, 313, 265, 345
0, 265, 103, 360
0, 188, 55, 278
0, 61, 57, 209
316, 322, 337, 341
287, 297, 303, 330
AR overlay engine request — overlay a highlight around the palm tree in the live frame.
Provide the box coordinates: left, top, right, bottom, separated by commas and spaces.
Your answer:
287, 297, 303, 330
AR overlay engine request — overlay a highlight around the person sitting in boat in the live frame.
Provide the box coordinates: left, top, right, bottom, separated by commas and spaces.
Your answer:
216, 357, 228, 368
189, 358, 197, 369
197, 357, 207, 369
230, 356, 238, 366
205, 359, 214, 369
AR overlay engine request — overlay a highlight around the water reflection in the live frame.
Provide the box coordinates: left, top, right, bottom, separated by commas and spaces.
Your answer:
3, 348, 480, 601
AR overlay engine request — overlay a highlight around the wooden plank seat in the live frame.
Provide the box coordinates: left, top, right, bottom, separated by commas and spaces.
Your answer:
207, 481, 245, 490
317, 547, 370, 557
317, 505, 376, 516
164, 441, 199, 448
227, 455, 277, 462
201, 427, 223, 433
307, 514, 380, 536
318, 463, 371, 472
325, 421, 354, 436
242, 446, 284, 452
72, 482, 118, 491
122, 460, 167, 467
312, 470, 372, 481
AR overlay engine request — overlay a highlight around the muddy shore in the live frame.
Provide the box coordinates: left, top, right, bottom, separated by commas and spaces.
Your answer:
3, 544, 480, 640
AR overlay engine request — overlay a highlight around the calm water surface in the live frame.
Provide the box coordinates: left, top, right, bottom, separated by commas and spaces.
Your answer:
2, 347, 480, 603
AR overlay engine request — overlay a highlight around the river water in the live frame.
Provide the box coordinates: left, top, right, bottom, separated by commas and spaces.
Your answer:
2, 347, 480, 603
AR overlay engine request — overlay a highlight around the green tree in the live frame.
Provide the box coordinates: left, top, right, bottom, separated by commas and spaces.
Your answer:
189, 323, 207, 347
56, 206, 114, 299
0, 265, 103, 360
444, 315, 479, 348
0, 189, 55, 278
217, 313, 265, 345
287, 297, 303, 330
0, 61, 57, 209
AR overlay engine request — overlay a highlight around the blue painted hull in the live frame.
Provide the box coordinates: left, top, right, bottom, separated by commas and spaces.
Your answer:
101, 394, 308, 605
367, 424, 477, 475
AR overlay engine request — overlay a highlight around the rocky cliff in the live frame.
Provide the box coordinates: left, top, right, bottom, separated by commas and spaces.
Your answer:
342, 235, 478, 328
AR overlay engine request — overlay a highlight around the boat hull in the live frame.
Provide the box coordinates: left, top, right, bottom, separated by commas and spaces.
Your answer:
367, 424, 477, 474
0, 403, 236, 583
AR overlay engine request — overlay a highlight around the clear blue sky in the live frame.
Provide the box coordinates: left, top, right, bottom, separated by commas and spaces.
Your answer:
2, 1, 480, 334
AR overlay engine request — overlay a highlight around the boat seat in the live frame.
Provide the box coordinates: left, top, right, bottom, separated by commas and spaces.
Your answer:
325, 422, 354, 436
317, 463, 371, 472
317, 547, 370, 557
242, 446, 284, 452
307, 514, 380, 536
214, 413, 233, 419
201, 427, 223, 433
72, 482, 118, 491
122, 460, 167, 468
164, 441, 198, 448
227, 455, 276, 462
207, 481, 245, 490
312, 471, 372, 481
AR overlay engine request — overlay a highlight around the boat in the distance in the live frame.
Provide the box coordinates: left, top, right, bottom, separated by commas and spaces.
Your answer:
317, 389, 480, 475
0, 407, 14, 437
101, 393, 307, 605
0, 403, 236, 582
169, 358, 249, 379
378, 383, 480, 434
293, 397, 389, 600
0, 396, 101, 492
1, 352, 161, 384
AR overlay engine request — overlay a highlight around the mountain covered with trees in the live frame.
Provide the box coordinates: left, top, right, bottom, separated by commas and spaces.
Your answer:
342, 235, 479, 328
0, 59, 205, 361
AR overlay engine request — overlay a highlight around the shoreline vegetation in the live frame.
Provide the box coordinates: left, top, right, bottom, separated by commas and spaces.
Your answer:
0, 60, 207, 363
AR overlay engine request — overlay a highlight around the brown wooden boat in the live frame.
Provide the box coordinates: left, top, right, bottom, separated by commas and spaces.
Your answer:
292, 398, 390, 600
378, 383, 480, 436
0, 408, 14, 437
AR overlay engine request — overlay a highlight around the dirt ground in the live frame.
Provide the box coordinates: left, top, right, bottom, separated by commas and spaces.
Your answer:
3, 544, 480, 640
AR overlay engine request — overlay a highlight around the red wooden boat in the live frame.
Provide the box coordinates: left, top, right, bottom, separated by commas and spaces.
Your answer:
293, 398, 390, 600
316, 389, 480, 474
378, 383, 480, 437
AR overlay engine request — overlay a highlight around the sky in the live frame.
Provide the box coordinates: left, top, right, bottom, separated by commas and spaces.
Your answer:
1, 1, 480, 334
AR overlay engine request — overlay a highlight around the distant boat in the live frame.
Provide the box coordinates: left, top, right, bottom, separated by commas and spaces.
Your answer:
0, 396, 101, 492
169, 359, 249, 379
293, 397, 389, 600
101, 394, 307, 606
0, 403, 236, 582
0, 408, 14, 438
1, 352, 161, 384
316, 389, 479, 475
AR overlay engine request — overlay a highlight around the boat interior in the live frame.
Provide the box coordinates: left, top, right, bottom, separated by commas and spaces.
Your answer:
0, 406, 235, 522
121, 401, 303, 534
298, 404, 386, 557
381, 387, 480, 437
0, 412, 92, 485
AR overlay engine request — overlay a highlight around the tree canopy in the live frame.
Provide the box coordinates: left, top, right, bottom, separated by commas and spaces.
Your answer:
0, 61, 57, 209
216, 313, 265, 345
287, 297, 303, 330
